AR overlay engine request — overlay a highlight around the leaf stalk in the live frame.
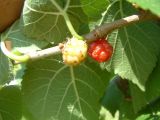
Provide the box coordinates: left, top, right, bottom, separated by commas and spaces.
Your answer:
50, 0, 83, 40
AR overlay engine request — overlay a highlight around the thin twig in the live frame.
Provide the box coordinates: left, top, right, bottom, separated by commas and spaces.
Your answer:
84, 12, 155, 42
28, 45, 62, 61
1, 12, 156, 62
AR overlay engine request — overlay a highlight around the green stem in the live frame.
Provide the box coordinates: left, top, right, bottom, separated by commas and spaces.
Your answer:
50, 0, 83, 40
63, 13, 83, 40
0, 41, 30, 62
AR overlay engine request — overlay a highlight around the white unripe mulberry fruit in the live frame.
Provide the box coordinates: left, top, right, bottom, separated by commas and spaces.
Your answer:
62, 37, 87, 66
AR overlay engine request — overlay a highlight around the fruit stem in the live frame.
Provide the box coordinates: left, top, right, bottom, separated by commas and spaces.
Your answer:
50, 0, 83, 40
0, 41, 30, 62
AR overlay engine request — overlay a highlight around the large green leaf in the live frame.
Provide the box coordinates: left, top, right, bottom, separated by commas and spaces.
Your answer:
129, 83, 147, 113
129, 55, 160, 113
100, 0, 160, 91
145, 55, 160, 102
22, 0, 87, 43
0, 86, 22, 120
80, 0, 109, 21
128, 0, 160, 16
22, 56, 109, 120
102, 75, 136, 119
102, 76, 124, 115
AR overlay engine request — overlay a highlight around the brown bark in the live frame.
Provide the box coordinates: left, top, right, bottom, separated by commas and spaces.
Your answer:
0, 0, 24, 32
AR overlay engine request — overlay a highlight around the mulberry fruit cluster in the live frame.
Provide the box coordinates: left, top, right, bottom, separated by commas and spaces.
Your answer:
88, 38, 113, 62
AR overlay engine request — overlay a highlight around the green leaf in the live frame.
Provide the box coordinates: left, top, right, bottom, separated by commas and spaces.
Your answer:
100, 0, 160, 91
102, 75, 136, 119
145, 55, 160, 102
0, 48, 12, 85
10, 64, 27, 86
80, 0, 109, 21
129, 55, 160, 113
136, 113, 160, 120
22, 56, 109, 120
99, 107, 119, 120
128, 0, 160, 16
22, 0, 87, 43
0, 85, 22, 120
21, 116, 28, 120
1, 21, 48, 54
136, 114, 150, 120
119, 99, 136, 120
129, 83, 147, 113
102, 76, 124, 115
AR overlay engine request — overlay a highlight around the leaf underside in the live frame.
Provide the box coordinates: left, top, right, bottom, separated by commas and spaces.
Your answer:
22, 55, 108, 120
